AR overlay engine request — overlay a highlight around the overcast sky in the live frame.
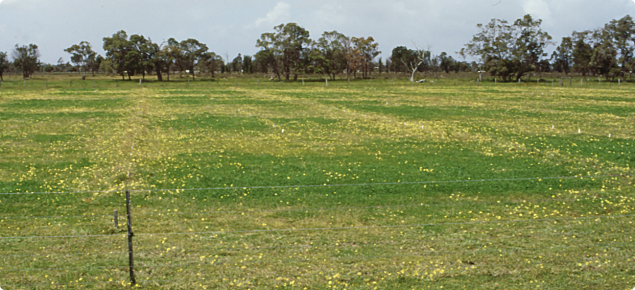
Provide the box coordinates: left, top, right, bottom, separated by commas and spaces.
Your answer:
1, 0, 634, 64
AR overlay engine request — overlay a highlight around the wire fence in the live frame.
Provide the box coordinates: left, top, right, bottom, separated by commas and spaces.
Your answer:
1, 173, 631, 196
0, 197, 580, 220
3, 224, 630, 260
1, 173, 633, 288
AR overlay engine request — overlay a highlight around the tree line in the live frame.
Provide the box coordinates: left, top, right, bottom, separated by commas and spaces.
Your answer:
0, 14, 633, 82
461, 14, 635, 81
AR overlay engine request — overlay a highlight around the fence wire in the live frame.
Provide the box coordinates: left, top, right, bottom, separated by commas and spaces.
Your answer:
0, 173, 631, 196
1, 213, 631, 241
0, 198, 578, 220
133, 213, 635, 237
3, 225, 630, 260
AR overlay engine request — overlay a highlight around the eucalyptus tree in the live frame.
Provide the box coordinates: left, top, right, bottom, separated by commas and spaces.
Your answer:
604, 15, 635, 77
231, 53, 243, 73
179, 38, 208, 80
571, 31, 593, 76
163, 38, 181, 80
514, 15, 552, 80
129, 34, 153, 80
64, 41, 98, 76
242, 55, 253, 74
589, 29, 620, 80
461, 14, 552, 81
438, 52, 456, 74
203, 52, 223, 77
353, 36, 380, 79
345, 38, 363, 79
103, 30, 136, 80
147, 40, 169, 81
0, 52, 8, 81
12, 44, 40, 79
391, 46, 428, 82
313, 30, 347, 80
551, 37, 573, 74
254, 48, 279, 78
279, 23, 311, 81
391, 46, 412, 73
256, 23, 311, 81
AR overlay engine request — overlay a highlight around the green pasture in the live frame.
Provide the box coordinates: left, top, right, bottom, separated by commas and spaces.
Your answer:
0, 75, 634, 289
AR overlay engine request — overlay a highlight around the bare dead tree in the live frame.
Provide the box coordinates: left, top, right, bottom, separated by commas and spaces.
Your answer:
402, 44, 430, 83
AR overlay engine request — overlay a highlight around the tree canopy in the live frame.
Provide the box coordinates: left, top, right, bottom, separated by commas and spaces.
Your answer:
461, 14, 552, 81
0, 52, 8, 81
12, 44, 40, 79
64, 41, 98, 76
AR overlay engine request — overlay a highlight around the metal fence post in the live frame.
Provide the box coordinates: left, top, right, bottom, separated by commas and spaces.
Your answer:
126, 190, 136, 285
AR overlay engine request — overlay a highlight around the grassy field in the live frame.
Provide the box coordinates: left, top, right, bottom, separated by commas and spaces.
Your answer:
0, 75, 634, 289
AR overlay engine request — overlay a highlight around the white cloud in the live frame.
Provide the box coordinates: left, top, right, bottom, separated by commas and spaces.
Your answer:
254, 2, 290, 27
522, 0, 551, 20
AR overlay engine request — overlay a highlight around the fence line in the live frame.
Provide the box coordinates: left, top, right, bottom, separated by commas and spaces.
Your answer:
4, 225, 629, 260
1, 281, 114, 288
0, 264, 129, 272
0, 250, 127, 258
2, 225, 629, 261
0, 213, 117, 220
0, 188, 123, 195
135, 255, 608, 286
0, 233, 126, 240
23, 252, 613, 288
1, 173, 631, 196
129, 240, 631, 272
134, 213, 635, 237
0, 198, 578, 220
139, 227, 632, 251
3, 241, 629, 283
126, 198, 578, 217
2, 213, 631, 241
126, 173, 635, 193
